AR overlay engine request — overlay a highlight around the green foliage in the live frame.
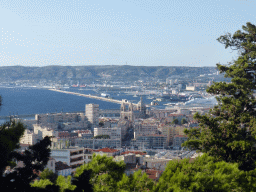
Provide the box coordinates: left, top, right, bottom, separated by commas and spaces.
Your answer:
172, 118, 179, 125
93, 135, 110, 139
31, 179, 54, 189
0, 121, 25, 174
72, 169, 93, 192
181, 118, 188, 124
0, 97, 50, 191
56, 175, 76, 192
184, 22, 256, 171
0, 131, 52, 191
74, 154, 125, 191
39, 168, 58, 183
117, 170, 155, 192
0, 97, 54, 191
154, 154, 256, 192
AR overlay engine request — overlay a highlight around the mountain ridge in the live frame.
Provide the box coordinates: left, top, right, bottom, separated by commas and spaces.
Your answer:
0, 65, 218, 83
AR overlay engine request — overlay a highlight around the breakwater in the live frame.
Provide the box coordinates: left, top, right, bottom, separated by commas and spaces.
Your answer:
49, 89, 123, 104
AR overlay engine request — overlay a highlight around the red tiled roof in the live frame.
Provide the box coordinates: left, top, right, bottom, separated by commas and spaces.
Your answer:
94, 147, 119, 153
145, 169, 163, 180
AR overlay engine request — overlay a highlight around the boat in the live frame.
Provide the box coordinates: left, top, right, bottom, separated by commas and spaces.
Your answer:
101, 93, 110, 98
164, 103, 176, 106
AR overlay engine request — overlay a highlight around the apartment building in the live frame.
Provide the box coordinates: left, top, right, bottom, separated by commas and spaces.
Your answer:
74, 138, 121, 149
86, 104, 99, 127
159, 125, 187, 146
94, 127, 121, 140
33, 124, 59, 139
35, 112, 88, 130
173, 135, 188, 148
131, 134, 167, 149
50, 147, 85, 172
134, 118, 160, 136
19, 129, 39, 145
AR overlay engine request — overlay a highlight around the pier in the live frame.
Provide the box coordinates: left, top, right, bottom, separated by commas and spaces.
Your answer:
49, 89, 123, 104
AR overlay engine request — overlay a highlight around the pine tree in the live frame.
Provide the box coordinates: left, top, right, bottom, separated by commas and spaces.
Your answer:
154, 154, 256, 192
0, 95, 52, 191
184, 22, 256, 171
74, 154, 125, 191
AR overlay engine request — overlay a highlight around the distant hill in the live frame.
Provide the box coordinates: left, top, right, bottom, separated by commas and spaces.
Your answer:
0, 65, 218, 84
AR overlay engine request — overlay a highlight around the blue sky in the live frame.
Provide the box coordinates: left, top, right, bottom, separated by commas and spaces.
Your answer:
0, 0, 255, 67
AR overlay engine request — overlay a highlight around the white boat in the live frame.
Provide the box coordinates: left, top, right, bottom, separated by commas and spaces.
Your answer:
101, 93, 110, 98
164, 103, 176, 106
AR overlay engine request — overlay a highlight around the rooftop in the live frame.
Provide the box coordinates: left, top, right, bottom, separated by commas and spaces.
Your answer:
94, 147, 119, 153
55, 161, 71, 171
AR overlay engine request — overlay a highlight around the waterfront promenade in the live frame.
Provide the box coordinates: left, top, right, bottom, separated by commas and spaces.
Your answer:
49, 89, 123, 104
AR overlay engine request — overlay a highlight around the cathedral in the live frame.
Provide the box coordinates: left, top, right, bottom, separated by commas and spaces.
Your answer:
120, 97, 146, 121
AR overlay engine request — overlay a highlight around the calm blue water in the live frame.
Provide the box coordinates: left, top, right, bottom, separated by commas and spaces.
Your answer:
0, 87, 121, 117
0, 87, 166, 117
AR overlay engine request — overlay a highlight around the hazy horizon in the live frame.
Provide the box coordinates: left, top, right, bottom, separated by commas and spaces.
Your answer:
0, 64, 218, 68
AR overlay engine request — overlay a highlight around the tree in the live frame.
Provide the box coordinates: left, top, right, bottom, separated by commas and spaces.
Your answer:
154, 154, 256, 192
117, 170, 154, 192
1, 134, 52, 191
56, 175, 76, 192
181, 118, 188, 124
172, 118, 179, 125
0, 121, 25, 175
74, 154, 126, 191
31, 179, 54, 189
39, 168, 58, 183
72, 169, 93, 192
183, 22, 256, 171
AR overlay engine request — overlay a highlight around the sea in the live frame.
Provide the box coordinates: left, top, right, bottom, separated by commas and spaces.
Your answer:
0, 87, 166, 120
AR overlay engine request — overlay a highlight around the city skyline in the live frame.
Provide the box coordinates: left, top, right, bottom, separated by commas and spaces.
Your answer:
1, 0, 256, 67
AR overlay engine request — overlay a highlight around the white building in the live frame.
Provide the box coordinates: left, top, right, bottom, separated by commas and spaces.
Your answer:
19, 129, 39, 145
74, 138, 121, 149
35, 112, 87, 125
33, 124, 59, 139
50, 147, 85, 172
186, 85, 196, 91
86, 104, 99, 127
94, 127, 121, 140
134, 118, 159, 136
